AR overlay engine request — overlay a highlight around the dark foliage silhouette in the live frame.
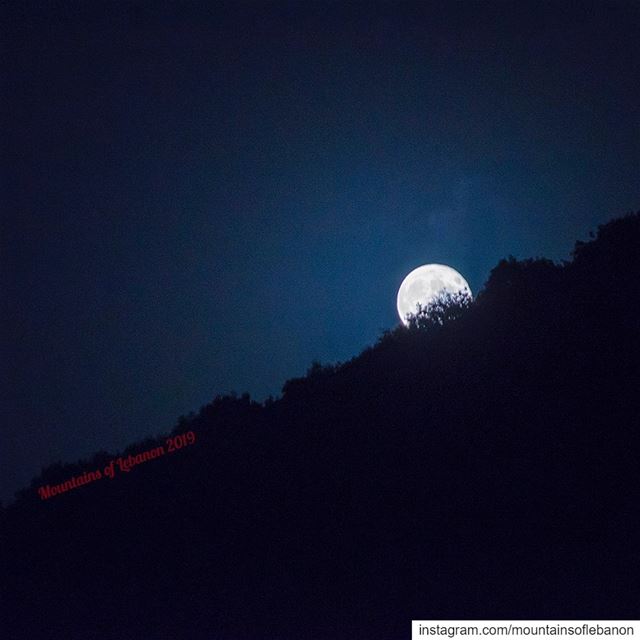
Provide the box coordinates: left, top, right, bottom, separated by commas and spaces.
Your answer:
2, 212, 639, 639
405, 289, 472, 329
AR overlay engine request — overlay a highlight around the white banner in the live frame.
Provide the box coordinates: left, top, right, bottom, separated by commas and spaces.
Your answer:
412, 621, 640, 640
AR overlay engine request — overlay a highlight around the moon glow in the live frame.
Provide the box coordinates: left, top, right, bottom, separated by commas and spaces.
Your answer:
396, 264, 472, 326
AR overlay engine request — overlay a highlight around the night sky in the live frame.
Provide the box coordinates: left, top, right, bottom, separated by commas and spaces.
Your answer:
2, 1, 639, 503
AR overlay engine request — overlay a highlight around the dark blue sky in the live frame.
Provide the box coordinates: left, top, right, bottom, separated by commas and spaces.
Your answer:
2, 1, 639, 501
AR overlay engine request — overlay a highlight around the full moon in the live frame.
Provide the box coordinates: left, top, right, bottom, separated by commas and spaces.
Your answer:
397, 264, 472, 326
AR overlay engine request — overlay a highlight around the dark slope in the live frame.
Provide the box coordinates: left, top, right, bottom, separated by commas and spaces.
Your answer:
2, 213, 640, 639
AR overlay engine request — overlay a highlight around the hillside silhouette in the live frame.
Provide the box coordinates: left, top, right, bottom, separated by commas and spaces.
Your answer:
2, 213, 640, 639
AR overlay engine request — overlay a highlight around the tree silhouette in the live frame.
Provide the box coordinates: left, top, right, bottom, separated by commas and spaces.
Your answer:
405, 289, 473, 329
